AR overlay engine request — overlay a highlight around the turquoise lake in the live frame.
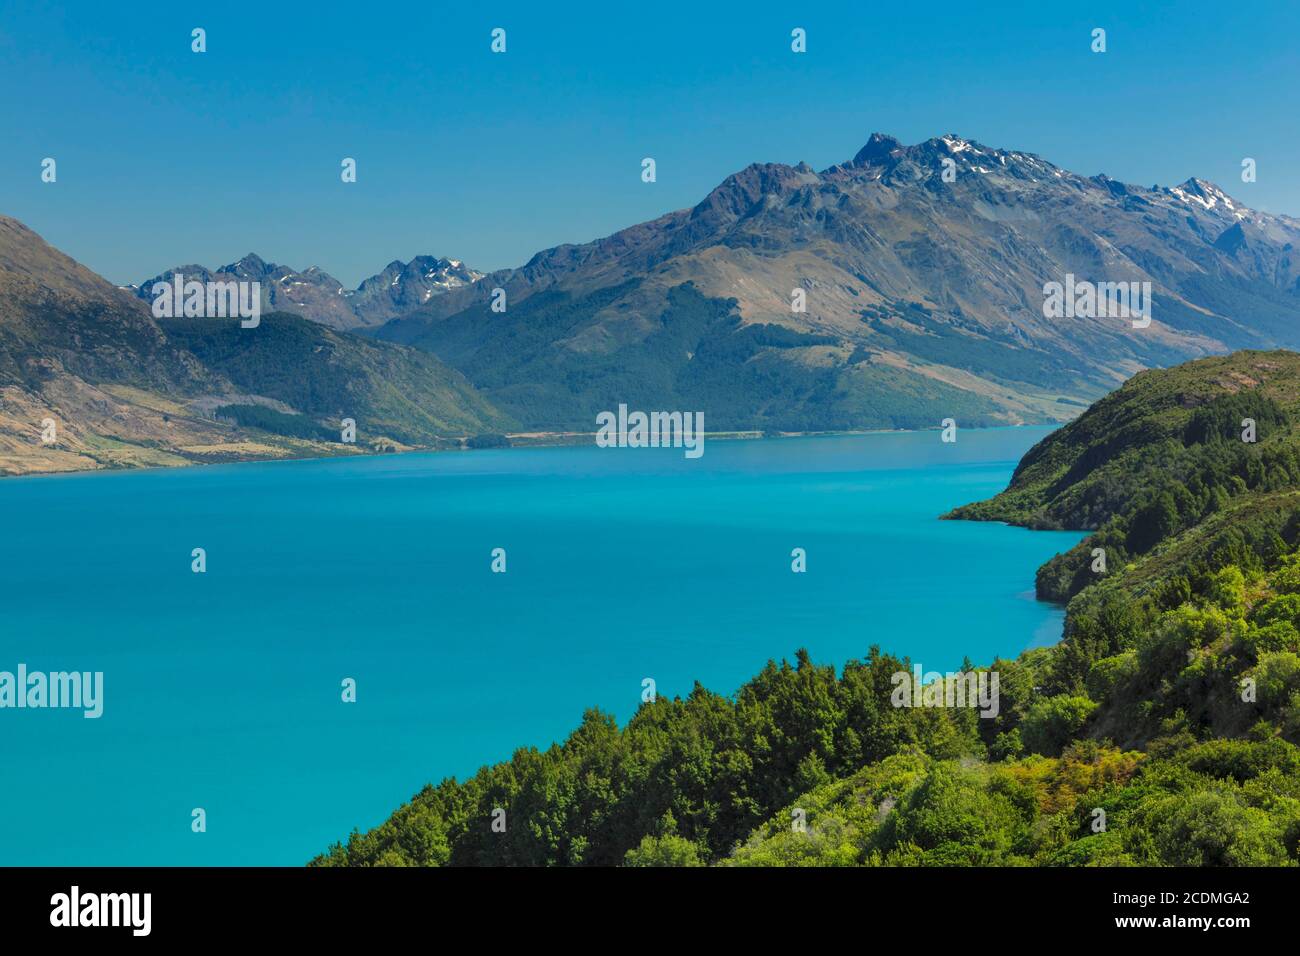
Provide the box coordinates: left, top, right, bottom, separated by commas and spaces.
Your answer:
0, 427, 1084, 865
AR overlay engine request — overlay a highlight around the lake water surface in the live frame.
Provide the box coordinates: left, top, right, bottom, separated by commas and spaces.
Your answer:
0, 427, 1084, 864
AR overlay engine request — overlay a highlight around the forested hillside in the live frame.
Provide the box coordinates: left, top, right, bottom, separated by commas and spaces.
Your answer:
164, 311, 514, 445
314, 350, 1300, 867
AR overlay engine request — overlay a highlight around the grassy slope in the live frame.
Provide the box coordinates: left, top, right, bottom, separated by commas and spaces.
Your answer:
406, 281, 1015, 432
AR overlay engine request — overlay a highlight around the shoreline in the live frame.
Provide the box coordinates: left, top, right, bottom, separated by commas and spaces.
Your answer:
0, 422, 1055, 483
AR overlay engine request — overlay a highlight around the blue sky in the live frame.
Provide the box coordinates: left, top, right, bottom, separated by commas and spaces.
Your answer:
1, 0, 1297, 286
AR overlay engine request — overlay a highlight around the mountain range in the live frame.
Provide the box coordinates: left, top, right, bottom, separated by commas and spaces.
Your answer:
133, 253, 483, 331
5, 131, 1300, 475
0, 217, 507, 476
369, 133, 1300, 431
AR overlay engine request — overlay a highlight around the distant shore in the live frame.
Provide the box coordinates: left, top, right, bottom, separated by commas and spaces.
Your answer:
0, 422, 1049, 482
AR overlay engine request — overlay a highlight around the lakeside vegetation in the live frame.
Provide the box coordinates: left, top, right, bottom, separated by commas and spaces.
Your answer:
315, 350, 1300, 867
